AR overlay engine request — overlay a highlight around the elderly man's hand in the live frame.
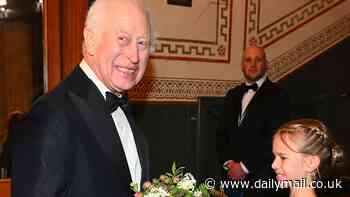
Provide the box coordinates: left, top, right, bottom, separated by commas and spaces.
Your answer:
226, 161, 246, 180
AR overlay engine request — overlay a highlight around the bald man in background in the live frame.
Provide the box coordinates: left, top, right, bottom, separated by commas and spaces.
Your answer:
216, 46, 291, 197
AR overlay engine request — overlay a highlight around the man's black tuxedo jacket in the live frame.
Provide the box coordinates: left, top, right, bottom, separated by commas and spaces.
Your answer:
11, 66, 149, 197
216, 78, 290, 180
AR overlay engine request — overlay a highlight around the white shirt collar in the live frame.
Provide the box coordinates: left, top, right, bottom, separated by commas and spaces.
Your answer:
245, 74, 267, 89
79, 59, 110, 100
80, 60, 142, 185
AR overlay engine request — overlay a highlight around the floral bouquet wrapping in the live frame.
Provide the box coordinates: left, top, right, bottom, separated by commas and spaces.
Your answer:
130, 162, 211, 197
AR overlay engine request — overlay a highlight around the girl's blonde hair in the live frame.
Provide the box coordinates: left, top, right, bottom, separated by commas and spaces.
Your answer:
275, 119, 343, 175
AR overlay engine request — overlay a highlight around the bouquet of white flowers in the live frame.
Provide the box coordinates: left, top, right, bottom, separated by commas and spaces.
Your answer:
130, 162, 210, 197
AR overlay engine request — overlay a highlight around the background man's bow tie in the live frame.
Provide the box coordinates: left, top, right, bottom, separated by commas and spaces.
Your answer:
242, 83, 258, 92
105, 92, 128, 113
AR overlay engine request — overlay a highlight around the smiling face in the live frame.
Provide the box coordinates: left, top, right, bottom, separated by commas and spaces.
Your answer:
272, 133, 312, 182
241, 46, 267, 83
84, 0, 150, 92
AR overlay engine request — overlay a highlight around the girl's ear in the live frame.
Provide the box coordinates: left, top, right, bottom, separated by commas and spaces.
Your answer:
304, 155, 320, 173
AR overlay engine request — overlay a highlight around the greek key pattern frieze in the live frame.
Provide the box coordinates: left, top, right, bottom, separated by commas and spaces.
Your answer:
245, 0, 346, 47
128, 78, 240, 102
154, 43, 216, 57
129, 14, 350, 102
219, 0, 230, 42
268, 14, 350, 80
152, 0, 232, 62
247, 0, 258, 33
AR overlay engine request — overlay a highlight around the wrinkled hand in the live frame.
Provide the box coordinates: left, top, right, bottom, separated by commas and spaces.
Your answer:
226, 161, 246, 180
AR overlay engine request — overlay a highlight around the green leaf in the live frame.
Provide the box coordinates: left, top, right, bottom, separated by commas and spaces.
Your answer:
184, 192, 193, 197
172, 162, 177, 175
152, 178, 160, 185
129, 182, 139, 192
175, 166, 185, 175
166, 172, 173, 177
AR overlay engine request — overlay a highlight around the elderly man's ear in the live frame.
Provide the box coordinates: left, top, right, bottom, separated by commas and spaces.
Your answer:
84, 28, 98, 55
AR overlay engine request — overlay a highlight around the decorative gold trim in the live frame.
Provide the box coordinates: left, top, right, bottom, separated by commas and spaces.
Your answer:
151, 0, 233, 62
129, 78, 240, 102
269, 14, 350, 81
245, 0, 346, 48
129, 14, 350, 102
128, 3, 350, 102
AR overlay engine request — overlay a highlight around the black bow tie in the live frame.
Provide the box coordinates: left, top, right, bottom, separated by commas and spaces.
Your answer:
105, 92, 128, 113
242, 83, 258, 92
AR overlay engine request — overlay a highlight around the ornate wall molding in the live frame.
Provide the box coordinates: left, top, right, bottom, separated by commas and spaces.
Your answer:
129, 13, 350, 102
151, 0, 233, 63
129, 78, 240, 102
269, 13, 350, 81
127, 1, 350, 102
244, 0, 346, 48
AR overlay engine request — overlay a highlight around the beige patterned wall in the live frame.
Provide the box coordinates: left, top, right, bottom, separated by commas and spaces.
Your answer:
129, 0, 350, 101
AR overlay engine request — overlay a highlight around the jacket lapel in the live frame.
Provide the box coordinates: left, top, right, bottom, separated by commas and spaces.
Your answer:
66, 66, 131, 181
232, 85, 249, 127
239, 78, 273, 126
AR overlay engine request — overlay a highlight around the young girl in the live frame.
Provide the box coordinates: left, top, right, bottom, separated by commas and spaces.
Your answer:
272, 119, 343, 197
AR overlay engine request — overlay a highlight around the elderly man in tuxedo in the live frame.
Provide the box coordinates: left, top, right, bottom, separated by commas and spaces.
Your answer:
216, 45, 291, 197
11, 0, 151, 196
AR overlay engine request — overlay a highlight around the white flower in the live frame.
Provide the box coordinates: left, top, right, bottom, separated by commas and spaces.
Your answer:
144, 193, 166, 197
183, 173, 196, 182
177, 173, 196, 191
193, 191, 202, 197
144, 186, 169, 197
157, 187, 170, 196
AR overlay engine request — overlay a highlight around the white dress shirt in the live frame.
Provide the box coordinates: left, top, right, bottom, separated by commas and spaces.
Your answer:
241, 75, 267, 117
79, 60, 142, 185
